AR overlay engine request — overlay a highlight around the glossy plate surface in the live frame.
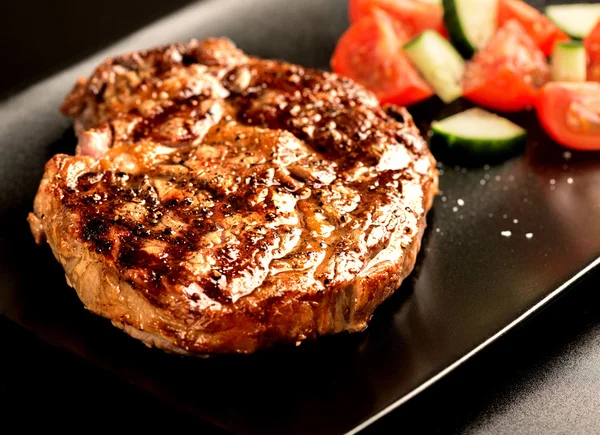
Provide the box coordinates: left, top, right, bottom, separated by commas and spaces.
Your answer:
1, 1, 599, 434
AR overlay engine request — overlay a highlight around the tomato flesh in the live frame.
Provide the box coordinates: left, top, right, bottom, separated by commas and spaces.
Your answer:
584, 21, 600, 81
498, 0, 568, 56
331, 9, 433, 106
536, 82, 600, 151
463, 20, 549, 112
349, 0, 446, 38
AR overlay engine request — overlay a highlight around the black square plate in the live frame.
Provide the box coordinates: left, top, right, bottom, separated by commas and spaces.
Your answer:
1, 1, 600, 434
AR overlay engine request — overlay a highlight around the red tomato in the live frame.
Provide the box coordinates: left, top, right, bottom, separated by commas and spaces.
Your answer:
463, 20, 550, 112
349, 0, 446, 38
498, 0, 568, 56
584, 21, 600, 81
536, 82, 600, 151
331, 9, 434, 106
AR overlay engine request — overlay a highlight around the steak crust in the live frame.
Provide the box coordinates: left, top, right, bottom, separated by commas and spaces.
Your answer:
28, 38, 438, 354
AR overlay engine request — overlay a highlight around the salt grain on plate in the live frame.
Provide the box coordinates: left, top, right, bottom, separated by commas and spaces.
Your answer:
567, 177, 573, 184
563, 151, 572, 160
525, 233, 533, 239
513, 219, 518, 224
549, 179, 556, 185
452, 206, 458, 212
489, 213, 494, 218
495, 175, 501, 181
501, 231, 512, 237
457, 199, 465, 206
480, 179, 486, 185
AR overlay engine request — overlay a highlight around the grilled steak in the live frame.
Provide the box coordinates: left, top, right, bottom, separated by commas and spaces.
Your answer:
28, 38, 438, 355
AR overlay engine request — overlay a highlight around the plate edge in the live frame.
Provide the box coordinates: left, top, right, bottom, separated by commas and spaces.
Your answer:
346, 255, 600, 435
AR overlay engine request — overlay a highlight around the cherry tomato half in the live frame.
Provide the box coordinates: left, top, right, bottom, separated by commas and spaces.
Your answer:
498, 0, 568, 56
463, 20, 550, 112
349, 0, 446, 38
331, 8, 434, 106
536, 82, 600, 151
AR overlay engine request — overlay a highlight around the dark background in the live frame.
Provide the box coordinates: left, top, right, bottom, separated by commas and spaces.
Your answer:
3, 270, 600, 432
2, 1, 600, 433
0, 0, 193, 98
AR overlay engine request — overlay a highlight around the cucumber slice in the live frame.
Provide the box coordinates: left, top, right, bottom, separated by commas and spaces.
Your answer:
404, 30, 465, 103
546, 4, 600, 39
551, 41, 587, 82
443, 0, 498, 58
431, 108, 526, 163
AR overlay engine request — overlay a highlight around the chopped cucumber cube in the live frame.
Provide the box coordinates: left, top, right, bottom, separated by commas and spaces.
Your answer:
404, 30, 465, 103
546, 4, 600, 39
551, 41, 586, 82
443, 0, 498, 58
431, 108, 526, 164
